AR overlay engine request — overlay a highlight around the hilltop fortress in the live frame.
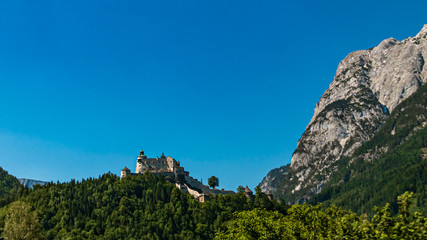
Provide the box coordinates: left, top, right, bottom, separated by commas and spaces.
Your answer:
135, 150, 188, 176
121, 149, 190, 182
121, 149, 234, 201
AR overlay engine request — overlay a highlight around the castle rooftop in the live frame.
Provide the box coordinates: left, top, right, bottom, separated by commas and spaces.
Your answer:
244, 186, 253, 194
121, 166, 130, 171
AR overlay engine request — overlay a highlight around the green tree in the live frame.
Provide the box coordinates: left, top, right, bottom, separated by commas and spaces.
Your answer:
3, 201, 43, 240
214, 208, 287, 239
0, 167, 23, 208
254, 185, 262, 195
208, 176, 219, 189
216, 192, 427, 239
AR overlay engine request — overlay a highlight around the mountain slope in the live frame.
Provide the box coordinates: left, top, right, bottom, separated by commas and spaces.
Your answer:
310, 81, 427, 215
260, 24, 427, 203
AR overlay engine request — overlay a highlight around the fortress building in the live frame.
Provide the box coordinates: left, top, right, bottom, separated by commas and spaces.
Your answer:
134, 149, 189, 177
121, 148, 235, 202
121, 149, 190, 184
121, 166, 131, 178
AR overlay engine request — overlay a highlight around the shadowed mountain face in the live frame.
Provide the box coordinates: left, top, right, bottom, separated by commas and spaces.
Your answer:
309, 82, 427, 215
260, 24, 427, 203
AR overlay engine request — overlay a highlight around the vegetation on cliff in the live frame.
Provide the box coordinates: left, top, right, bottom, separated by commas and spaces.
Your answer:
310, 82, 427, 216
260, 25, 427, 205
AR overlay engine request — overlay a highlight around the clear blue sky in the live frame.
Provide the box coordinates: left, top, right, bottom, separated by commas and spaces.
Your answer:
0, 1, 426, 191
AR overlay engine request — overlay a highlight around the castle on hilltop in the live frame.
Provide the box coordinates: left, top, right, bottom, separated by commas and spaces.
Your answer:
120, 149, 189, 183
136, 149, 189, 176
121, 149, 189, 180
121, 149, 235, 202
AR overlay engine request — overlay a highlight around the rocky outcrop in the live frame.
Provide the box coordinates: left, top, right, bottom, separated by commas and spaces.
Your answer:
260, 25, 427, 203
18, 178, 48, 188
259, 164, 289, 194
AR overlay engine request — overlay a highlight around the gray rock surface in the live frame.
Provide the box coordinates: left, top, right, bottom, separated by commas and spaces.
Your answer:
18, 178, 48, 188
260, 25, 427, 203
258, 164, 289, 194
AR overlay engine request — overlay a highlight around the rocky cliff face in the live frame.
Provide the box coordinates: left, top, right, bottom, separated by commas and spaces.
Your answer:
260, 25, 427, 203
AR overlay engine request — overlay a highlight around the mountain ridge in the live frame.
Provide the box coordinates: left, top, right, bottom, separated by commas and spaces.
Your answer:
260, 24, 427, 203
309, 82, 427, 215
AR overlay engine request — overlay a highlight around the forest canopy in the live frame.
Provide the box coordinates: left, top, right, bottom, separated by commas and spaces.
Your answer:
0, 172, 426, 239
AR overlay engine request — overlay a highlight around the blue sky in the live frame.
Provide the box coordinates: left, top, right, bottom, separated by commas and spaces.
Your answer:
0, 1, 426, 191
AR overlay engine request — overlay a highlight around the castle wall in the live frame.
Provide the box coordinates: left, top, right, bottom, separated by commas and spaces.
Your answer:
136, 157, 172, 174
184, 175, 234, 195
166, 157, 175, 172
184, 183, 201, 198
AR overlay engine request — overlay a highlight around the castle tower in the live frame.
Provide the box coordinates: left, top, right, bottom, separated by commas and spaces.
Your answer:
135, 149, 148, 173
139, 149, 147, 159
121, 167, 131, 179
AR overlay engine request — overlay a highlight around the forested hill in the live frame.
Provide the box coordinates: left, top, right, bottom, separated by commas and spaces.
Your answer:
4, 172, 279, 239
310, 81, 427, 216
0, 167, 22, 207
2, 169, 427, 239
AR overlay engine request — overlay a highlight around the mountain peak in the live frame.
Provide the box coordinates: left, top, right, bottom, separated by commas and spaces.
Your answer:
415, 24, 427, 39
260, 26, 427, 203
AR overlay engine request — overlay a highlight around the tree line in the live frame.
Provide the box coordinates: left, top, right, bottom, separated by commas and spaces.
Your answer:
1, 171, 427, 239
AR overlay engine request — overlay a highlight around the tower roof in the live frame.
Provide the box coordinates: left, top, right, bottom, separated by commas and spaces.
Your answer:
244, 186, 253, 194
139, 149, 147, 158
122, 166, 130, 172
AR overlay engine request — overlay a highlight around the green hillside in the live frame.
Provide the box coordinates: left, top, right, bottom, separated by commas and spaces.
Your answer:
2, 165, 427, 239
0, 167, 22, 207
310, 83, 427, 216
3, 172, 279, 240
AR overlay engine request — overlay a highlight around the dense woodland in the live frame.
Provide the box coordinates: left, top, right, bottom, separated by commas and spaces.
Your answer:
0, 167, 22, 208
0, 171, 427, 239
0, 172, 282, 239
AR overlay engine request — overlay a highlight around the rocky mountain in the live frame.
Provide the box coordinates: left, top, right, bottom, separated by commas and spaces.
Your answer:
310, 82, 427, 215
260, 24, 427, 203
18, 178, 48, 188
